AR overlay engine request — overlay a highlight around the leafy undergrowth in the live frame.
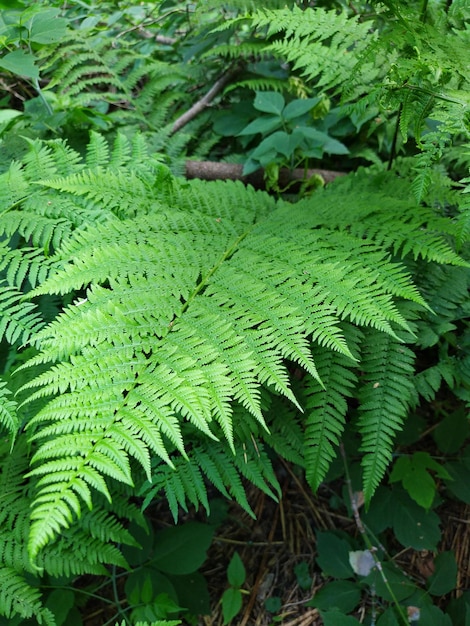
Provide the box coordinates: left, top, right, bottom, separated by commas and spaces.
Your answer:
75, 407, 470, 626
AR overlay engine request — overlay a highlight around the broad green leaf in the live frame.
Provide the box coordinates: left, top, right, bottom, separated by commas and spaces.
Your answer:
152, 522, 215, 575
427, 551, 457, 596
253, 91, 285, 115
222, 587, 242, 624
320, 608, 361, 625
299, 127, 349, 154
376, 607, 400, 626
283, 97, 320, 121
294, 561, 312, 590
238, 116, 281, 136
418, 605, 453, 626
315, 532, 354, 579
361, 486, 394, 533
0, 109, 21, 123
168, 572, 211, 616
444, 461, 470, 503
392, 491, 441, 550
308, 580, 361, 613
434, 409, 470, 454
227, 552, 246, 588
45, 589, 75, 626
0, 49, 39, 78
365, 562, 417, 602
27, 8, 68, 44
251, 131, 295, 159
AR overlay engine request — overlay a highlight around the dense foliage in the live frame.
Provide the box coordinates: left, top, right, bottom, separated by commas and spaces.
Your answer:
0, 1, 469, 624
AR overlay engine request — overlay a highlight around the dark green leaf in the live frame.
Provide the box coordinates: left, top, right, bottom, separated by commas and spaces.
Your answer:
445, 461, 470, 503
434, 409, 470, 454
227, 552, 246, 588
265, 596, 282, 613
427, 552, 457, 596
308, 581, 361, 613
315, 532, 354, 579
320, 608, 361, 625
419, 605, 453, 626
152, 522, 215, 575
392, 491, 441, 550
364, 562, 417, 602
45, 589, 75, 626
169, 572, 211, 615
376, 607, 400, 626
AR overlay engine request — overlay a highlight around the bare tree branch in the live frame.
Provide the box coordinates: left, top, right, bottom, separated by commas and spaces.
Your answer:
171, 67, 240, 134
185, 160, 346, 189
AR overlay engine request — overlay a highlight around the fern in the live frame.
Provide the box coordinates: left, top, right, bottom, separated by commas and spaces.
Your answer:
304, 324, 362, 491
0, 133, 466, 585
40, 33, 186, 129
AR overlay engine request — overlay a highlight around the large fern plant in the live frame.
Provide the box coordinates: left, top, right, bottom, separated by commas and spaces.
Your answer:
0, 128, 469, 621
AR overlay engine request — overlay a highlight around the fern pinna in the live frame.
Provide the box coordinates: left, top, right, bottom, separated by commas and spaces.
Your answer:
0, 132, 467, 622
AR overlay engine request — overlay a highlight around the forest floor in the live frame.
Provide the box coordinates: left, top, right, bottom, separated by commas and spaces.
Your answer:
80, 458, 470, 626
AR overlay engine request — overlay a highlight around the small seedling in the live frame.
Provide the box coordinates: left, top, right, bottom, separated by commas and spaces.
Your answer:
221, 552, 247, 624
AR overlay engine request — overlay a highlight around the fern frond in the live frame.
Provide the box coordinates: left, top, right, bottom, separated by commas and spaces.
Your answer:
358, 329, 416, 502
250, 6, 377, 96
4, 134, 458, 560
304, 324, 362, 490
0, 568, 55, 625
0, 381, 19, 437
40, 32, 186, 128
0, 282, 44, 345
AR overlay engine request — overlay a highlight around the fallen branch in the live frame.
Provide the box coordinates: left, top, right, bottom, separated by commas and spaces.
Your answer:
185, 160, 346, 189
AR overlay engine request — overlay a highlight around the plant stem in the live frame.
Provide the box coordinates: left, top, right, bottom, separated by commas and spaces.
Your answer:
340, 443, 410, 626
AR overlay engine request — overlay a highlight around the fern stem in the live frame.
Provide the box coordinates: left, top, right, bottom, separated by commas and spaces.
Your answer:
180, 229, 250, 315
32, 78, 53, 116
340, 444, 409, 626
387, 104, 402, 171
420, 0, 429, 22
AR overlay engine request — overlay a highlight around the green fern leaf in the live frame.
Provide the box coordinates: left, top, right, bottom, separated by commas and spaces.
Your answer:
304, 325, 361, 490
358, 329, 416, 502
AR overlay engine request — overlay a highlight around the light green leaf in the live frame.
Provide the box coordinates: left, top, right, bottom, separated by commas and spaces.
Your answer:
222, 587, 242, 624
283, 97, 320, 121
253, 91, 285, 115
238, 116, 281, 136
28, 8, 68, 44
0, 49, 39, 78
